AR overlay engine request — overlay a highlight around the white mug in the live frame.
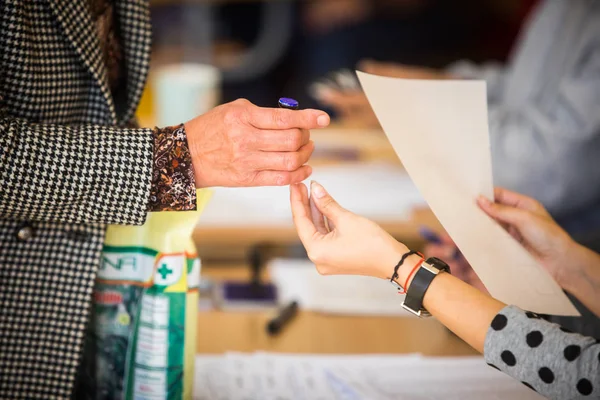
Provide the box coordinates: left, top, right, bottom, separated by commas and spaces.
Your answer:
152, 63, 221, 127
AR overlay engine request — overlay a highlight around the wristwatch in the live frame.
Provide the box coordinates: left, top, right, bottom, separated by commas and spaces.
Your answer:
401, 257, 451, 317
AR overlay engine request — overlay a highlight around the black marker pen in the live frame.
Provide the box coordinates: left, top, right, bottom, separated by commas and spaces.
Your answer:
266, 300, 299, 336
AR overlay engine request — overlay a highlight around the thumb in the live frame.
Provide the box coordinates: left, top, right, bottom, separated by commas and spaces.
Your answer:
310, 181, 347, 222
478, 195, 531, 231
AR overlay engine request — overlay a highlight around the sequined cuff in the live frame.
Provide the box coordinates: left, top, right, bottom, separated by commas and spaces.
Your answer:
148, 124, 197, 211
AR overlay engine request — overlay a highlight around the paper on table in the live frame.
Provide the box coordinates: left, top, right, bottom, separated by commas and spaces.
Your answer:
269, 258, 415, 317
193, 356, 232, 400
194, 353, 544, 400
198, 163, 424, 227
357, 72, 578, 316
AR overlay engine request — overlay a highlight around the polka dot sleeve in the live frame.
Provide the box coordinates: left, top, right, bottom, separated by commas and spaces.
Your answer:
484, 305, 600, 399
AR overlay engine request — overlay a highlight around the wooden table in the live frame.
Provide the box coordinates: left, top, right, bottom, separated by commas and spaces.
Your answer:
196, 265, 478, 357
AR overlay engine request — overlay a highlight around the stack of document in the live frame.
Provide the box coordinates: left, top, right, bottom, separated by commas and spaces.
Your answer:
198, 162, 425, 227
269, 258, 414, 317
194, 353, 543, 400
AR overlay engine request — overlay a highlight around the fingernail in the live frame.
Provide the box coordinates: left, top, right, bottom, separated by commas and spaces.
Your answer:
317, 114, 330, 127
311, 181, 326, 198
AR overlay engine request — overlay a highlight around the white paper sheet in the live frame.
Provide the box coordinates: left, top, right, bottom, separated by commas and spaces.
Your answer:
194, 353, 544, 400
193, 356, 232, 400
269, 258, 415, 317
198, 163, 424, 227
357, 72, 578, 316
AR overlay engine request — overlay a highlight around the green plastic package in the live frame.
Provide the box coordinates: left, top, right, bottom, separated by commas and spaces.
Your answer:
86, 190, 211, 400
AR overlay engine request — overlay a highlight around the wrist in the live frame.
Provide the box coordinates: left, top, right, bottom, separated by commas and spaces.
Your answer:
559, 242, 597, 292
184, 120, 208, 188
397, 254, 426, 290
381, 242, 423, 290
379, 241, 408, 280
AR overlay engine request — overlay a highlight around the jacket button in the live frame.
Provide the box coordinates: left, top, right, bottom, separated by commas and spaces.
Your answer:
16, 224, 34, 241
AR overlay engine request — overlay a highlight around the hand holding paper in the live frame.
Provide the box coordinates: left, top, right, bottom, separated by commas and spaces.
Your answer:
356, 72, 578, 316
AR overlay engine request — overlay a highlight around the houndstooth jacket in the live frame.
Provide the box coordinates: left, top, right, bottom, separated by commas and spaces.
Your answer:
0, 1, 155, 398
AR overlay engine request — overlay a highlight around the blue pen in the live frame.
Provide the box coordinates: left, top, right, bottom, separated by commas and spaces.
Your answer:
419, 226, 461, 261
279, 97, 299, 110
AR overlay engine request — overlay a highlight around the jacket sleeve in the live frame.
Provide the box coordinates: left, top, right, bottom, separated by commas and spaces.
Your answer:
484, 305, 600, 400
446, 60, 507, 105
0, 112, 154, 225
449, 37, 600, 217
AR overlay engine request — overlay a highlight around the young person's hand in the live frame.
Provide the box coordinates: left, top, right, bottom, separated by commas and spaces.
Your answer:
359, 60, 452, 80
290, 181, 407, 279
478, 187, 582, 289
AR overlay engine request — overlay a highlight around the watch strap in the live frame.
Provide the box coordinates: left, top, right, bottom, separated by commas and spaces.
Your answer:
402, 257, 450, 317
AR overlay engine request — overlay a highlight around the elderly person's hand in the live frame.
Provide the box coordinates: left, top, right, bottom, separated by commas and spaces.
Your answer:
185, 99, 330, 187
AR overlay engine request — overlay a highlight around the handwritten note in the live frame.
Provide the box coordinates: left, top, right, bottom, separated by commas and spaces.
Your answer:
194, 353, 544, 400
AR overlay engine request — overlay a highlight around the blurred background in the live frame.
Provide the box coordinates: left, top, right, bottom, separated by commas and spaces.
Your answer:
140, 0, 530, 116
